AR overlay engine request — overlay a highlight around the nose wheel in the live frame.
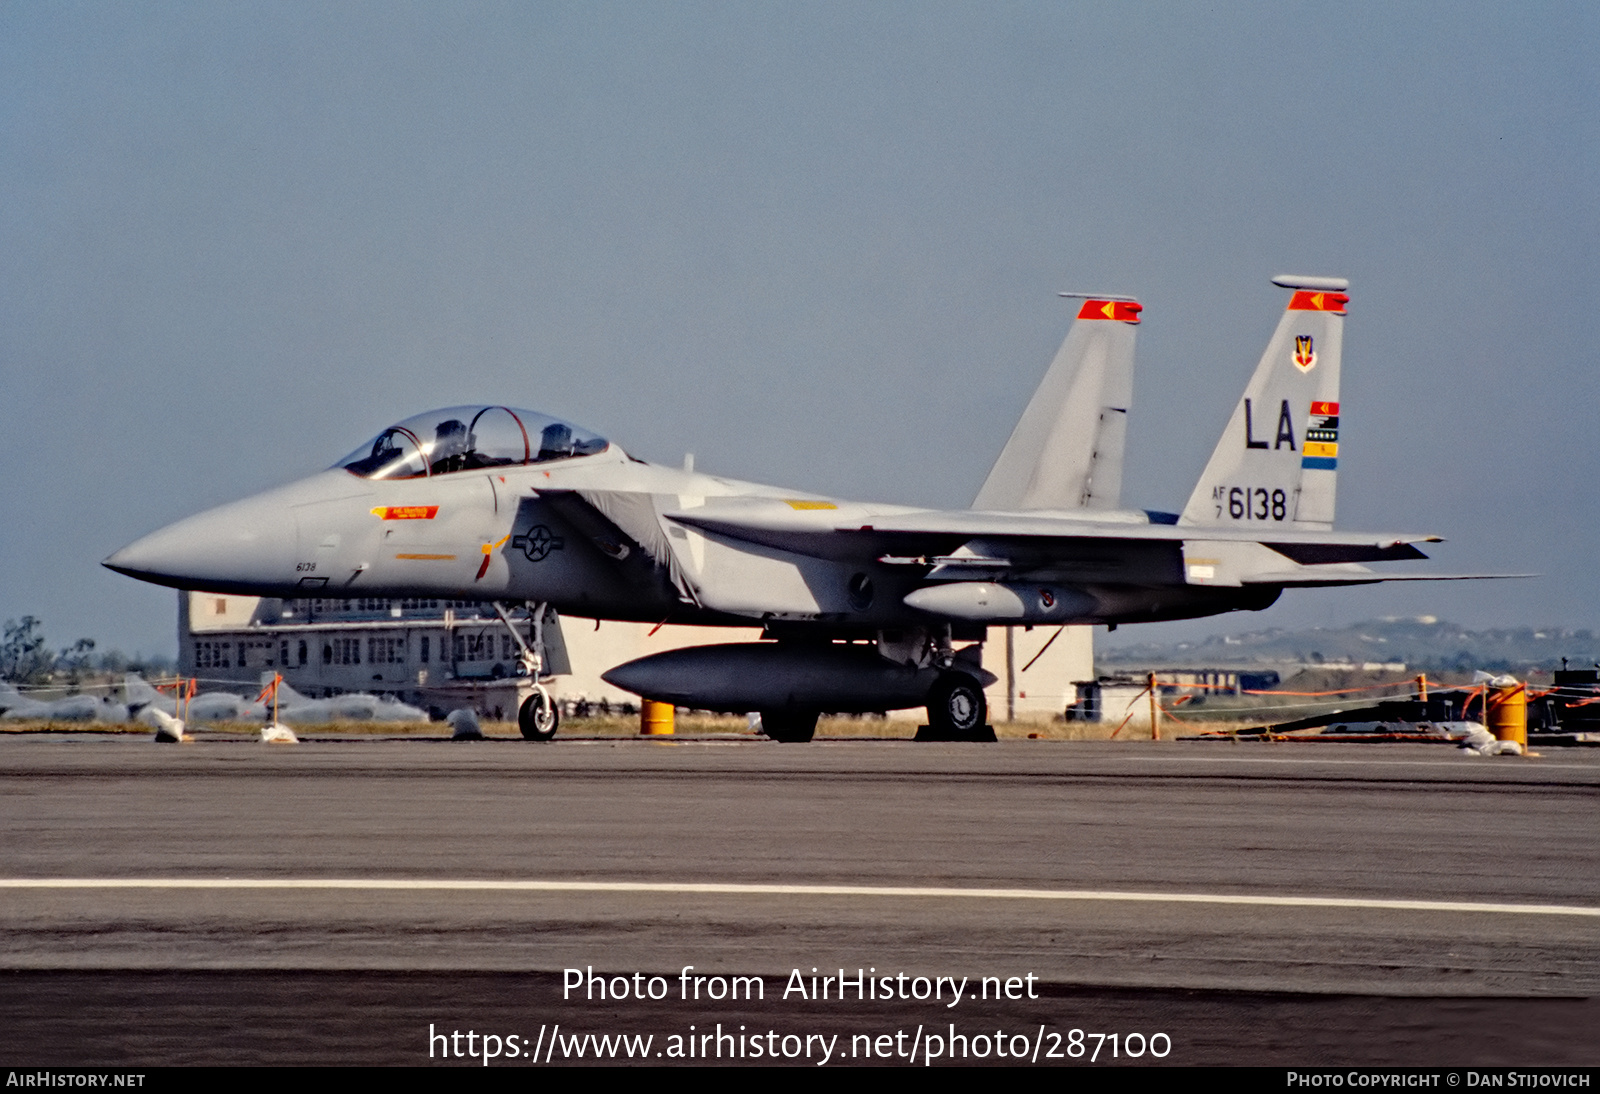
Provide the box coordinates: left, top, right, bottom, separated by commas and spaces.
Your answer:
519, 685, 559, 741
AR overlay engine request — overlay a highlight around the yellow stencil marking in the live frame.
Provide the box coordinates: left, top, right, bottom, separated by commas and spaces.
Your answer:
784, 500, 838, 510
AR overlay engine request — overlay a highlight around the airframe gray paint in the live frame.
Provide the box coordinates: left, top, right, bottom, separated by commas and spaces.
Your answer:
105, 281, 1470, 709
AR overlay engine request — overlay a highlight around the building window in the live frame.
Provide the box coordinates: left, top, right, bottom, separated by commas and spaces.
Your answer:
419, 636, 430, 664
235, 639, 274, 668
454, 632, 495, 662
233, 636, 273, 671
195, 641, 231, 669
367, 636, 404, 664
298, 640, 308, 666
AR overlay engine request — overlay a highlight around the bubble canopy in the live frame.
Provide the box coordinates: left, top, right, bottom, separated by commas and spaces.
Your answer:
336, 406, 609, 480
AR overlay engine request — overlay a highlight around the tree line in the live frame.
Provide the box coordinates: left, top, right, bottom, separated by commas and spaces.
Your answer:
1, 616, 174, 684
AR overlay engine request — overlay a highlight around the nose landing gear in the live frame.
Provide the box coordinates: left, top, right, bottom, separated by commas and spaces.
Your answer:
493, 600, 567, 741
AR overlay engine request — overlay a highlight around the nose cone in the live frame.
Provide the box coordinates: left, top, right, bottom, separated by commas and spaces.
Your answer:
105, 482, 313, 594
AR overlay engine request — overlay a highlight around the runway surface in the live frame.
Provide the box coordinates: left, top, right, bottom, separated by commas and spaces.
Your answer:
1, 734, 1595, 1065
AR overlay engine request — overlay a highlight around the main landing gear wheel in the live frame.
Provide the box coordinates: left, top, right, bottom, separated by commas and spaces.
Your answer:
760, 709, 818, 743
922, 672, 993, 742
518, 687, 559, 741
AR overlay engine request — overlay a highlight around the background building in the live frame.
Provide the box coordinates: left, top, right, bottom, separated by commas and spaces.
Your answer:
180, 591, 1094, 722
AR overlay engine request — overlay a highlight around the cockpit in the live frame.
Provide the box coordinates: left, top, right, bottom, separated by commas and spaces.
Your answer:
336, 406, 609, 480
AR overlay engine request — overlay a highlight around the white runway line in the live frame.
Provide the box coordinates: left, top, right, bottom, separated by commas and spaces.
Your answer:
1, 878, 1596, 918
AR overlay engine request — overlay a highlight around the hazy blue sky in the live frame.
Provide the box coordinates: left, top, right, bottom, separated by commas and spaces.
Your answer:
2, 2, 1595, 656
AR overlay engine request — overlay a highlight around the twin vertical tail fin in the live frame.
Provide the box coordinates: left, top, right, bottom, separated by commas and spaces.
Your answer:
973, 295, 1141, 511
1179, 276, 1348, 531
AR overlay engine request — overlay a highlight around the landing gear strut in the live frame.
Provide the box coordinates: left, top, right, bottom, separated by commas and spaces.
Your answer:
494, 600, 560, 741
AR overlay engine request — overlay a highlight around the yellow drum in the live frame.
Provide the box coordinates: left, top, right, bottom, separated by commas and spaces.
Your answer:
1486, 683, 1527, 747
641, 699, 675, 736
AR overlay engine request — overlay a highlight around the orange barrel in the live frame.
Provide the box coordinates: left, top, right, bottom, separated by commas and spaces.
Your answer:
641, 699, 675, 736
1486, 683, 1527, 747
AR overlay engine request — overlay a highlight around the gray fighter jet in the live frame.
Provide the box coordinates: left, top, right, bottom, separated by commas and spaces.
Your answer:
257, 676, 430, 724
105, 276, 1487, 741
123, 673, 269, 723
0, 681, 128, 723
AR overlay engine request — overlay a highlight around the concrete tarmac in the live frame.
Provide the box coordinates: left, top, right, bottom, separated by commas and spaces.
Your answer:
0, 734, 1595, 1066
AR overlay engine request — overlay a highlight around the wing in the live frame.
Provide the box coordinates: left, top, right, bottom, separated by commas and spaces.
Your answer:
662, 498, 1521, 590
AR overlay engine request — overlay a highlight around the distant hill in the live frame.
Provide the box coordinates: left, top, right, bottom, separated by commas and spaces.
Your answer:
1097, 617, 1600, 673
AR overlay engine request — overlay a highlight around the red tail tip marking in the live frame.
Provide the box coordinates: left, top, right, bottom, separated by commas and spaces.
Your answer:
1288, 291, 1349, 314
1077, 299, 1142, 323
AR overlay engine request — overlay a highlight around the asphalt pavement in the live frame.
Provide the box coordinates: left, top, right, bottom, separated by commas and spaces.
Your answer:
1, 734, 1595, 1066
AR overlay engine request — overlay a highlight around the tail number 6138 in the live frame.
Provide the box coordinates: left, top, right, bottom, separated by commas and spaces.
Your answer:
1221, 487, 1286, 521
